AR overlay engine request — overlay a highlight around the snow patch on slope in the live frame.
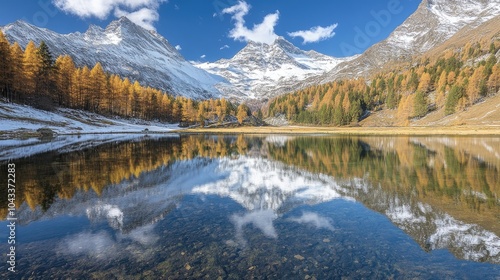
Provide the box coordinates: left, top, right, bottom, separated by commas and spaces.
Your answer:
0, 101, 182, 135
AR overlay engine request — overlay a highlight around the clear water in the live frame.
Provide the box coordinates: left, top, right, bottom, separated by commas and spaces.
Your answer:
1, 135, 499, 279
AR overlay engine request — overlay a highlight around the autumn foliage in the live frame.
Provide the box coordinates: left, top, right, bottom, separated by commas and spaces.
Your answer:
267, 39, 500, 126
0, 31, 238, 124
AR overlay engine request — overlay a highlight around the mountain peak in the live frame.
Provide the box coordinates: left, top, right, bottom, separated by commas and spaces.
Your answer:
197, 35, 348, 100
106, 16, 137, 31
115, 16, 137, 27
4, 20, 43, 33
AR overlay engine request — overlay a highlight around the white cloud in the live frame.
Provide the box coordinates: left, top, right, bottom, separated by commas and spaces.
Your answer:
220, 44, 230, 50
231, 210, 278, 247
59, 231, 114, 258
222, 1, 279, 45
200, 54, 206, 59
175, 45, 182, 51
52, 0, 166, 30
288, 212, 335, 231
288, 24, 338, 44
114, 7, 160, 30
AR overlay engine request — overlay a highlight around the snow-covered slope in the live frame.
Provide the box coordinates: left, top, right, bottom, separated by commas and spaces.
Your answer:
1, 17, 226, 100
197, 37, 353, 101
387, 0, 500, 54
319, 0, 500, 83
0, 101, 181, 137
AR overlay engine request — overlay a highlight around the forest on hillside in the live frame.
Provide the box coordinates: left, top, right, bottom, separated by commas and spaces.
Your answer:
0, 31, 252, 126
267, 39, 500, 126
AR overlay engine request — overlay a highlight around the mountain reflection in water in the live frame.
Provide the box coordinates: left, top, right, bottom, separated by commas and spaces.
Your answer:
0, 135, 499, 278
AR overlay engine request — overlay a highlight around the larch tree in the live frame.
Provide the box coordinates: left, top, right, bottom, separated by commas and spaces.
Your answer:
417, 72, 432, 93
108, 74, 122, 114
171, 99, 182, 122
131, 81, 143, 118
71, 68, 83, 108
197, 101, 206, 126
487, 64, 500, 94
22, 41, 41, 96
342, 92, 350, 112
80, 66, 92, 110
121, 78, 132, 117
90, 62, 107, 112
54, 55, 75, 106
447, 71, 456, 85
0, 30, 13, 98
466, 65, 486, 105
218, 98, 229, 123
9, 42, 24, 99
183, 98, 195, 122
236, 103, 249, 124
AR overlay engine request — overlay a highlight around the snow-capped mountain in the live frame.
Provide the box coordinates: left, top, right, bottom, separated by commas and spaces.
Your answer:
2, 0, 499, 102
319, 0, 500, 83
1, 17, 226, 99
196, 37, 353, 101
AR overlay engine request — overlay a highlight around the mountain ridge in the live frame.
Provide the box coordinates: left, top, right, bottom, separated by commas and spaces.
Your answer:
317, 0, 500, 84
196, 36, 354, 102
2, 17, 226, 100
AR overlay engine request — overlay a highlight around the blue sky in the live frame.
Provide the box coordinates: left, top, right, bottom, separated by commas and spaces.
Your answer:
0, 0, 420, 61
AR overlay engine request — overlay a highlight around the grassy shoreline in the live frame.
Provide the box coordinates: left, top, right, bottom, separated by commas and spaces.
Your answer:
175, 125, 500, 136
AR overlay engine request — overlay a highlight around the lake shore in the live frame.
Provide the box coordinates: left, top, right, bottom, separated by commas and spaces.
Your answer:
176, 125, 500, 136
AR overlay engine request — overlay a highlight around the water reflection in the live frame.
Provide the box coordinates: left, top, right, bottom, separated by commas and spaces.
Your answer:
288, 212, 335, 231
1, 134, 499, 278
231, 210, 278, 247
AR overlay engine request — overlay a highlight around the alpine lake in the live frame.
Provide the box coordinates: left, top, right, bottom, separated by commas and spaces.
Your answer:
1, 134, 499, 279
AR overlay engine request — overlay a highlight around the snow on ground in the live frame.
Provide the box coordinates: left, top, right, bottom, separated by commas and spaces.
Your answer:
0, 101, 183, 135
0, 101, 183, 160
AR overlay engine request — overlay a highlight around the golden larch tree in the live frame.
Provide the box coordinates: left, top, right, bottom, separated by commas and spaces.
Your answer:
0, 30, 13, 97
9, 42, 24, 98
22, 41, 41, 95
54, 55, 75, 106
236, 103, 248, 124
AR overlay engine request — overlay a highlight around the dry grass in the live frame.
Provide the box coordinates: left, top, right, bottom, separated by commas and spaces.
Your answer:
413, 93, 500, 127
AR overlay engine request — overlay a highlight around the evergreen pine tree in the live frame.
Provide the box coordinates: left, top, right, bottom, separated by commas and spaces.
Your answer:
445, 85, 463, 115
36, 41, 56, 99
413, 91, 427, 118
